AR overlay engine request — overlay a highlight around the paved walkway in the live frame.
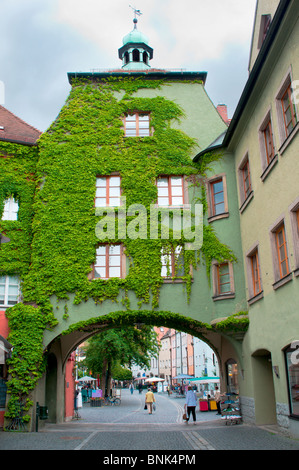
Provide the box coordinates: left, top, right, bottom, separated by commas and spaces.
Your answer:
1, 389, 299, 452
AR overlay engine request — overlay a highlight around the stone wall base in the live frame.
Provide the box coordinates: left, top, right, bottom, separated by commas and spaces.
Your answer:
240, 396, 299, 438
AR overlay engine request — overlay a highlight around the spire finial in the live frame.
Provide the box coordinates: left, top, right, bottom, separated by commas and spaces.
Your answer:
129, 5, 142, 28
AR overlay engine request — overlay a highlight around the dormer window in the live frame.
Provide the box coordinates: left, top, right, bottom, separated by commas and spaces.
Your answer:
124, 112, 151, 137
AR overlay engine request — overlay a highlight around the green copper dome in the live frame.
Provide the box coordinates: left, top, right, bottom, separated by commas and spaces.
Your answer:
118, 18, 153, 70
122, 24, 149, 46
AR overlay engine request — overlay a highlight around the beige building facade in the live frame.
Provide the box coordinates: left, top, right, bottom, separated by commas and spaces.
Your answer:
202, 0, 299, 436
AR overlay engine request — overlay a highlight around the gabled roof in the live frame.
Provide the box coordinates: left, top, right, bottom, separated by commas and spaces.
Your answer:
0, 105, 41, 145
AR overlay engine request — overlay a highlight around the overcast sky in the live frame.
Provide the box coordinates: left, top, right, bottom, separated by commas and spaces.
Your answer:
0, 0, 257, 132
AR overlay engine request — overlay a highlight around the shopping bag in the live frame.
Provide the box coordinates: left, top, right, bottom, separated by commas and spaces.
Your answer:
153, 403, 156, 411
183, 413, 187, 421
144, 404, 147, 410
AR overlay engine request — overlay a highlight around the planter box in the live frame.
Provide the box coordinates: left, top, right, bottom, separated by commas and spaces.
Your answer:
90, 399, 102, 407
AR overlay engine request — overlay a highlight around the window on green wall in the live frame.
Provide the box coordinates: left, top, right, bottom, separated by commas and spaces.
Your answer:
124, 112, 151, 137
95, 175, 121, 208
92, 244, 125, 279
207, 174, 229, 221
161, 245, 184, 278
1, 197, 19, 221
0, 275, 20, 306
157, 176, 184, 207
212, 261, 235, 300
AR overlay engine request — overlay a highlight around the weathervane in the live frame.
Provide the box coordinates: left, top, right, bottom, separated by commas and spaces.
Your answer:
129, 5, 142, 28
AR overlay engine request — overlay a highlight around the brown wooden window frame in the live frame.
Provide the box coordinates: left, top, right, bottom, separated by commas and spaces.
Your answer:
156, 175, 185, 207
161, 245, 183, 278
241, 158, 252, 200
123, 112, 151, 137
211, 178, 225, 217
95, 175, 121, 208
93, 244, 124, 280
275, 224, 290, 279
216, 263, 231, 294
250, 249, 262, 297
281, 84, 297, 138
289, 198, 299, 275
212, 260, 235, 300
263, 119, 275, 166
275, 72, 299, 151
207, 174, 229, 222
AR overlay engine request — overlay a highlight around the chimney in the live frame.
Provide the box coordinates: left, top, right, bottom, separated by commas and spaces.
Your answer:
217, 104, 230, 125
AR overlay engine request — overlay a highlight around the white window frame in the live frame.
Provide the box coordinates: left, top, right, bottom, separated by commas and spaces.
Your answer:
95, 175, 121, 208
2, 197, 19, 221
0, 275, 20, 306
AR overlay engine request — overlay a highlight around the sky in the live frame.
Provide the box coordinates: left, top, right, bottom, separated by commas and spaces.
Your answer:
0, 0, 257, 132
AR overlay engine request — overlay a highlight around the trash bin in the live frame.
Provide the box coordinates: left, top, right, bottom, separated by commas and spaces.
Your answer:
39, 405, 48, 420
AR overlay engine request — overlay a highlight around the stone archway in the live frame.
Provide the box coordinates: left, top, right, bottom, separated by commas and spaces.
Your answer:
40, 309, 247, 426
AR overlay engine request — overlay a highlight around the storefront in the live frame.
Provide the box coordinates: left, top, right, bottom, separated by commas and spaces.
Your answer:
284, 344, 299, 419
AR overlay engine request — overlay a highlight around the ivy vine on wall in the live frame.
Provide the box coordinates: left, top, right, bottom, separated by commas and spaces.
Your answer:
1, 76, 242, 425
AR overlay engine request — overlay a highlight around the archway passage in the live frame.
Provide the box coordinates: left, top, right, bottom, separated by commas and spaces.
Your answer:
251, 349, 277, 425
42, 310, 246, 426
45, 353, 57, 423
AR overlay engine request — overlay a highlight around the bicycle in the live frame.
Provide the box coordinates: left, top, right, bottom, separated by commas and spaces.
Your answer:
103, 396, 121, 406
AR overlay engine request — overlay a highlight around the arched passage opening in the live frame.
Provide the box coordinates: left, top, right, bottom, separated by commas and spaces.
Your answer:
41, 309, 246, 425
251, 349, 277, 425
45, 353, 57, 423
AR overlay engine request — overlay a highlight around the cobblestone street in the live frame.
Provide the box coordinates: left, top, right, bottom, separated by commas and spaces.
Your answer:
1, 389, 299, 454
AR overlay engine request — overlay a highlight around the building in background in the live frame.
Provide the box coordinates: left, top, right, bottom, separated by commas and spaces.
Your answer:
131, 327, 219, 387
195, 0, 299, 434
0, 105, 41, 428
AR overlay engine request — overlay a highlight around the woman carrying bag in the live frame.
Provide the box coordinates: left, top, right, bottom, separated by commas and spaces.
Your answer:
184, 385, 197, 424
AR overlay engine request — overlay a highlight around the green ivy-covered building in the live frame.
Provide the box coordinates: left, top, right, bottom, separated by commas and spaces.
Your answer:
1, 16, 251, 430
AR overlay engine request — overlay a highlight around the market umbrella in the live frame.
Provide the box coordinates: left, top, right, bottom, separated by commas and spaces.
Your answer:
78, 375, 96, 382
144, 377, 165, 382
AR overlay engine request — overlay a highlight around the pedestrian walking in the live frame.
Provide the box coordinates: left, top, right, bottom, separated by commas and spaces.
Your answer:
215, 386, 224, 415
129, 382, 134, 395
145, 387, 156, 414
185, 385, 197, 424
